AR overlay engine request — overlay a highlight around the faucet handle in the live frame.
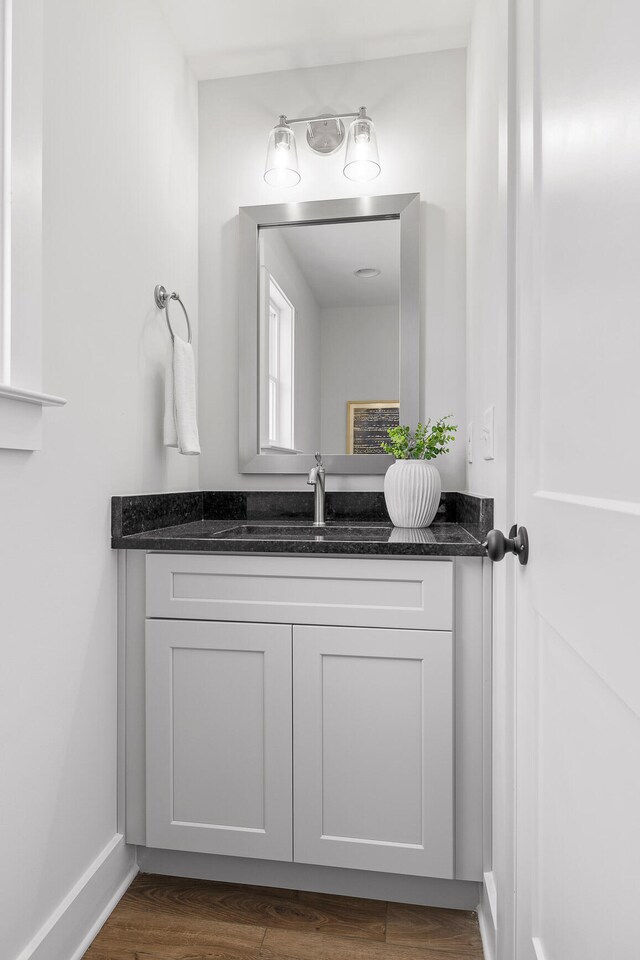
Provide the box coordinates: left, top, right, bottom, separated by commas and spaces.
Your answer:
315, 451, 323, 466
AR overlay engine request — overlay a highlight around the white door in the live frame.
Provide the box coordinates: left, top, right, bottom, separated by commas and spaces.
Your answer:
145, 619, 293, 861
514, 1, 640, 957
293, 625, 454, 878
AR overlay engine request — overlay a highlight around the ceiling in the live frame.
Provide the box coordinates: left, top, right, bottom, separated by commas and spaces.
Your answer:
157, 0, 474, 81
267, 219, 400, 309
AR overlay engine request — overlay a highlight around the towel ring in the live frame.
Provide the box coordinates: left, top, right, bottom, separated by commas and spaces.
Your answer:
154, 284, 192, 344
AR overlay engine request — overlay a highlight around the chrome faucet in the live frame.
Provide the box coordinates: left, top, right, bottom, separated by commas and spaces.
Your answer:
307, 452, 326, 527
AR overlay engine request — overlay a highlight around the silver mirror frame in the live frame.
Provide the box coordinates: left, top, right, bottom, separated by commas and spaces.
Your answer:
238, 193, 420, 474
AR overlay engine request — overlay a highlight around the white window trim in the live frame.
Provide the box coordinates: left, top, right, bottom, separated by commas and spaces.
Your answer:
268, 300, 280, 445
0, 0, 66, 451
265, 274, 295, 453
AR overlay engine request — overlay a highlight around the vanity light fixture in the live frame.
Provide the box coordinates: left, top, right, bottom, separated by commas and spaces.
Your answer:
264, 106, 381, 186
343, 108, 381, 182
264, 115, 301, 187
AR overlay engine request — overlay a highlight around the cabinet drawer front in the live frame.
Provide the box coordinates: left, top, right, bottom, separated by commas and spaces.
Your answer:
145, 619, 293, 861
293, 625, 454, 879
146, 554, 453, 630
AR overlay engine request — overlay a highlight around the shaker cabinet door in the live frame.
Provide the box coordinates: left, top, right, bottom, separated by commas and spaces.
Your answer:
145, 619, 293, 861
293, 625, 454, 878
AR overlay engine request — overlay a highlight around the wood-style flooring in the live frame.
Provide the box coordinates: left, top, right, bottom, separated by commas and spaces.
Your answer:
82, 873, 484, 960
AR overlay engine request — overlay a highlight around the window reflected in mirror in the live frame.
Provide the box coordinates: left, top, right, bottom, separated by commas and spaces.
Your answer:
266, 276, 295, 451
259, 218, 400, 456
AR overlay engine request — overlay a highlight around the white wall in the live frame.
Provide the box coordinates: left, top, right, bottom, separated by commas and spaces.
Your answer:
466, 1, 513, 958
199, 49, 467, 490
261, 230, 321, 452
320, 305, 399, 454
0, 2, 198, 957
467, 2, 507, 502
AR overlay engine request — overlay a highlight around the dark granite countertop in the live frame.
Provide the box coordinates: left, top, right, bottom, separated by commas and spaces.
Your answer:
111, 491, 492, 558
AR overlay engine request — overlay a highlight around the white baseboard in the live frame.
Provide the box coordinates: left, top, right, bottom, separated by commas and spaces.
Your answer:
139, 847, 481, 910
477, 870, 497, 960
15, 834, 137, 960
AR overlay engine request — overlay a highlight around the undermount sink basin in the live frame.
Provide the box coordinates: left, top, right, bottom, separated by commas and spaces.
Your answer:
211, 523, 393, 541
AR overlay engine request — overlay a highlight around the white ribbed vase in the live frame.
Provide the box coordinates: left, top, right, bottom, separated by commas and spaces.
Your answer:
384, 459, 441, 528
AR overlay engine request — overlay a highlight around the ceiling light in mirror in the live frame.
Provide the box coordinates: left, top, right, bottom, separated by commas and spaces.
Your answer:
264, 117, 300, 187
354, 267, 381, 278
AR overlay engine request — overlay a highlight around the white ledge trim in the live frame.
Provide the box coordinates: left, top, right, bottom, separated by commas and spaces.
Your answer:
0, 382, 67, 406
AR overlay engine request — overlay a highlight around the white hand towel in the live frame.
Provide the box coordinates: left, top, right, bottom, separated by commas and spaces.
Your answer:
163, 335, 201, 455
163, 340, 178, 448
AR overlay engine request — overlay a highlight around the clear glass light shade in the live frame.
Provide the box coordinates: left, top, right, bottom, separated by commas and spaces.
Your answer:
343, 115, 381, 181
264, 121, 301, 187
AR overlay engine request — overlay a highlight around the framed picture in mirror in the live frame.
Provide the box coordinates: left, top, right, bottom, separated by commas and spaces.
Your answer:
347, 401, 399, 455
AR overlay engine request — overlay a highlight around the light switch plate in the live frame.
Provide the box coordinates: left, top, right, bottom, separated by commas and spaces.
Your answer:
467, 422, 473, 463
483, 406, 495, 460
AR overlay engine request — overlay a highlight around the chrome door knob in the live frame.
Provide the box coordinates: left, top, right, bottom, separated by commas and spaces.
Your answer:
483, 524, 529, 565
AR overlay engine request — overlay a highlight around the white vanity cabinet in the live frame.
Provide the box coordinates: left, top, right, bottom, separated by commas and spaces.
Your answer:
293, 625, 454, 878
126, 551, 487, 890
145, 619, 293, 861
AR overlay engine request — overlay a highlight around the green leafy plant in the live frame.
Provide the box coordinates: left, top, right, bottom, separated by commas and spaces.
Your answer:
381, 416, 458, 460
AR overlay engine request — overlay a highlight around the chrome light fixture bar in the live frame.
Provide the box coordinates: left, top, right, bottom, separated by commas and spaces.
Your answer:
264, 107, 381, 187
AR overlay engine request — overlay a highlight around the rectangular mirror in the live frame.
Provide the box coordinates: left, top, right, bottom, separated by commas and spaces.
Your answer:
239, 194, 419, 474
